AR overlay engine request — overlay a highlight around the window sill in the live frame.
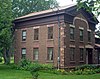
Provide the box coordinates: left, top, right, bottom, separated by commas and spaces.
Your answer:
80, 41, 84, 43
70, 40, 75, 42
79, 61, 84, 63
70, 61, 75, 64
47, 39, 54, 41
88, 42, 92, 44
34, 40, 39, 42
46, 60, 53, 63
70, 61, 75, 62
21, 41, 26, 43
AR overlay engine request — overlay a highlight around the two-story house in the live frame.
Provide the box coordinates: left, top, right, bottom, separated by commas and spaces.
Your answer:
13, 4, 99, 68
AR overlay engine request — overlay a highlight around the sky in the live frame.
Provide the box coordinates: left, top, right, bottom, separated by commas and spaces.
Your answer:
57, 0, 100, 29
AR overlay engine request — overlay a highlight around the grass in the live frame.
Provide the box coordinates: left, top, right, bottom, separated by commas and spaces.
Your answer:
0, 64, 100, 79
0, 64, 32, 79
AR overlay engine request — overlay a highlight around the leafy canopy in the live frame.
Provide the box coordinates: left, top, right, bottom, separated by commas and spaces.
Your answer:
12, 0, 59, 18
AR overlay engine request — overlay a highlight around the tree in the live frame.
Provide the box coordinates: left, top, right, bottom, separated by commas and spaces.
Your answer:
12, 0, 59, 18
0, 0, 12, 64
76, 0, 100, 16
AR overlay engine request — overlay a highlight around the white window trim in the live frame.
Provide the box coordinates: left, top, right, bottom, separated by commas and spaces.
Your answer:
79, 27, 84, 30
69, 24, 75, 28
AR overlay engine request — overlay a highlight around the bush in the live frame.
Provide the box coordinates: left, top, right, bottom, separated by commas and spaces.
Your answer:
0, 58, 2, 62
74, 70, 82, 75
18, 59, 32, 70
82, 69, 96, 75
42, 64, 53, 70
30, 63, 42, 72
94, 68, 100, 73
75, 64, 96, 71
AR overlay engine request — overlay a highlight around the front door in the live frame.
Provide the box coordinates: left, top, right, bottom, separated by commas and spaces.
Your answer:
88, 49, 93, 64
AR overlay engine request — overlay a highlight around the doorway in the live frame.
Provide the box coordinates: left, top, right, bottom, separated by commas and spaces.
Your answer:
86, 49, 93, 64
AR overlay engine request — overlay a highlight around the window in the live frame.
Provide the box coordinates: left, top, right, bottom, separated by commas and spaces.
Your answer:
70, 47, 75, 61
88, 31, 91, 42
33, 48, 39, 60
21, 48, 26, 59
34, 28, 39, 40
47, 47, 53, 60
48, 27, 53, 39
22, 30, 26, 41
80, 48, 84, 61
80, 29, 83, 41
70, 27, 74, 40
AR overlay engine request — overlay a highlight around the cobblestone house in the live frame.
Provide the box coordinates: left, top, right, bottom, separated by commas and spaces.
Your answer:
13, 4, 99, 68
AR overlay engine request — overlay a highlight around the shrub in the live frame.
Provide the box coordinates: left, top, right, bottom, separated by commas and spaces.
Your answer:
42, 64, 53, 70
30, 63, 42, 72
82, 69, 96, 75
94, 68, 100, 73
18, 59, 31, 70
74, 70, 82, 75
0, 57, 2, 62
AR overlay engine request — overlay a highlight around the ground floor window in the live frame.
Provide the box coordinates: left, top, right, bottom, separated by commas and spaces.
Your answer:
21, 48, 26, 59
47, 47, 53, 60
70, 47, 75, 61
80, 48, 84, 61
33, 48, 39, 60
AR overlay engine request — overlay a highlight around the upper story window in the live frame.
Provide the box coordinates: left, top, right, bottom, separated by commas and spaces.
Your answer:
80, 29, 83, 41
34, 28, 39, 40
22, 30, 26, 41
48, 27, 53, 39
21, 48, 26, 59
80, 48, 84, 61
88, 31, 91, 42
70, 47, 75, 61
33, 48, 39, 60
47, 47, 53, 61
70, 27, 75, 40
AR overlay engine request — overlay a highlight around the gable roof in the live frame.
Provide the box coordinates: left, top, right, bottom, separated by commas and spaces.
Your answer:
15, 4, 76, 20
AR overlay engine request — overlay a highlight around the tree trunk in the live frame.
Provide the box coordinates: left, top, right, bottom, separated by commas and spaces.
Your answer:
3, 49, 10, 64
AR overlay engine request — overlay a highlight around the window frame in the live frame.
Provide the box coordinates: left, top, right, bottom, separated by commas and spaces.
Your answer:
88, 31, 91, 42
33, 48, 39, 60
22, 30, 27, 41
80, 48, 84, 61
79, 29, 84, 41
21, 48, 26, 59
70, 27, 75, 40
70, 47, 75, 61
47, 47, 53, 61
34, 28, 39, 40
48, 27, 53, 39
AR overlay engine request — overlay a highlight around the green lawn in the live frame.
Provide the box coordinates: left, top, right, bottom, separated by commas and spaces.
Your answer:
0, 64, 100, 79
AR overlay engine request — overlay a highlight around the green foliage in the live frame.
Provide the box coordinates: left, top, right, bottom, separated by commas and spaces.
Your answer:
76, 0, 100, 16
73, 64, 100, 75
18, 59, 32, 70
75, 64, 96, 70
31, 71, 39, 79
12, 0, 59, 18
0, 58, 2, 62
0, 0, 12, 64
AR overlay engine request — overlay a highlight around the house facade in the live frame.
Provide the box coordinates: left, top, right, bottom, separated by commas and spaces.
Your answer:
13, 5, 99, 68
